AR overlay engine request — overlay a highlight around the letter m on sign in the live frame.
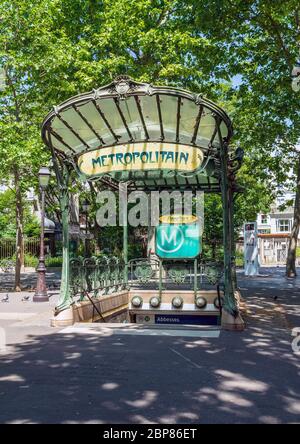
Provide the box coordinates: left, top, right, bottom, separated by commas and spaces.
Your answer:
161, 229, 176, 246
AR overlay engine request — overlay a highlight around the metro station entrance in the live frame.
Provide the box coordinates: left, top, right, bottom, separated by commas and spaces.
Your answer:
41, 76, 244, 331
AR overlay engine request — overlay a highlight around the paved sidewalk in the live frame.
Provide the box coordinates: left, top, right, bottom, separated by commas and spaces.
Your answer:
0, 290, 59, 348
0, 267, 299, 424
0, 269, 61, 292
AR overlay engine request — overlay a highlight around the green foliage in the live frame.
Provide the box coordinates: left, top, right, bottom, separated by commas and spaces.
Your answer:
203, 194, 223, 234
9, 253, 63, 268
45, 256, 63, 268
0, 189, 17, 237
0, 189, 40, 238
1, 0, 300, 264
235, 250, 244, 267
23, 253, 38, 268
0, 257, 14, 272
192, 0, 300, 189
128, 242, 143, 260
23, 217, 40, 238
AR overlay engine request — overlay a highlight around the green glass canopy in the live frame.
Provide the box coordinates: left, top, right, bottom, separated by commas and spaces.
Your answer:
42, 76, 238, 191
41, 76, 243, 324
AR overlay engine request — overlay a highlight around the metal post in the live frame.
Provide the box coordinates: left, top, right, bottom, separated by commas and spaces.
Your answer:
230, 188, 238, 291
85, 211, 88, 258
47, 138, 72, 313
56, 184, 71, 311
219, 139, 239, 317
120, 184, 128, 286
194, 258, 198, 297
159, 258, 163, 298
123, 217, 128, 285
33, 188, 48, 302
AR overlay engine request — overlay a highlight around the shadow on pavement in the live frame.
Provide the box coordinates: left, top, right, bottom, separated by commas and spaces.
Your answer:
0, 316, 299, 424
0, 266, 299, 424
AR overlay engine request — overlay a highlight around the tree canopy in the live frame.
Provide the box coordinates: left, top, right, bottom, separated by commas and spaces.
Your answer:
0, 0, 299, 266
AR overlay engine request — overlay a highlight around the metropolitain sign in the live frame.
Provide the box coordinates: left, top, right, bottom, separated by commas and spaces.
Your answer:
77, 142, 204, 177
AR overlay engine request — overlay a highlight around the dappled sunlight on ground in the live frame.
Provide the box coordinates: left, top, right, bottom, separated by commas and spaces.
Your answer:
0, 267, 299, 423
0, 320, 299, 424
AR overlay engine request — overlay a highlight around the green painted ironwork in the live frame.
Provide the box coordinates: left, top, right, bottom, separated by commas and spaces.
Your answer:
219, 135, 239, 317
159, 259, 163, 298
54, 164, 72, 313
194, 258, 198, 296
134, 262, 154, 284
201, 261, 224, 285
168, 268, 187, 284
69, 255, 125, 299
123, 226, 128, 286
42, 77, 243, 320
95, 256, 110, 293
121, 184, 128, 287
129, 257, 224, 295
67, 254, 228, 307
69, 257, 83, 298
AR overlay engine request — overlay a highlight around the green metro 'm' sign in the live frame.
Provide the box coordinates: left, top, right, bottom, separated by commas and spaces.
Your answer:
155, 223, 201, 259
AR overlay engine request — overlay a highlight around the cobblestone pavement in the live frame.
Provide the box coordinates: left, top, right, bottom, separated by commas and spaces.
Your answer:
0, 267, 299, 424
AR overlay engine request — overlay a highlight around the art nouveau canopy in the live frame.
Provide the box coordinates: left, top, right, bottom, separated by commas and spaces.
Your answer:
41, 76, 239, 192
42, 76, 243, 325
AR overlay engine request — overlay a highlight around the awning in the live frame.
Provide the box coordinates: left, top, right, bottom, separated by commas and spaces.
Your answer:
41, 76, 236, 191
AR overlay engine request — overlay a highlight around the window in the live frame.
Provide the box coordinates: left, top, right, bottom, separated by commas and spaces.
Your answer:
261, 214, 268, 224
277, 219, 291, 232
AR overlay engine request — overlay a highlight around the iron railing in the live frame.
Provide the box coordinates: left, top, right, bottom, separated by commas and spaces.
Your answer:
0, 237, 41, 259
70, 255, 126, 300
128, 257, 224, 290
70, 255, 224, 301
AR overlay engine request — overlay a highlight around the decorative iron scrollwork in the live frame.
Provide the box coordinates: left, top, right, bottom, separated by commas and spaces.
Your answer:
134, 263, 154, 284
228, 147, 244, 173
70, 257, 84, 297
110, 75, 139, 100
194, 93, 204, 105
202, 262, 224, 285
168, 268, 187, 284
69, 254, 125, 299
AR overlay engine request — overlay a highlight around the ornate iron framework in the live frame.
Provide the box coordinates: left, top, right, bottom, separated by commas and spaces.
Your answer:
41, 76, 243, 320
70, 255, 224, 301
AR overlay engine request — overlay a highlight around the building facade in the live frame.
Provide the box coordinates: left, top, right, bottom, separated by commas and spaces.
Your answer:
256, 194, 298, 265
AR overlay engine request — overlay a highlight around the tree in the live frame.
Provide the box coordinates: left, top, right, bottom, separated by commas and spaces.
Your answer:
0, 189, 40, 239
0, 0, 233, 290
2, 0, 298, 288
188, 0, 300, 276
0, 0, 74, 289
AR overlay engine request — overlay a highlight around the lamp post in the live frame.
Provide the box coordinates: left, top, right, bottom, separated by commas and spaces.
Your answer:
82, 198, 91, 257
33, 166, 51, 302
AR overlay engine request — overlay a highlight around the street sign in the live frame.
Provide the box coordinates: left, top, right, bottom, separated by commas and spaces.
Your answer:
78, 142, 204, 178
155, 221, 201, 259
135, 313, 219, 326
155, 314, 219, 326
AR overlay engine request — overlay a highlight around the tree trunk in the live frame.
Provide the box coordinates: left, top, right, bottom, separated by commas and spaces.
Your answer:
14, 167, 24, 291
286, 156, 300, 277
